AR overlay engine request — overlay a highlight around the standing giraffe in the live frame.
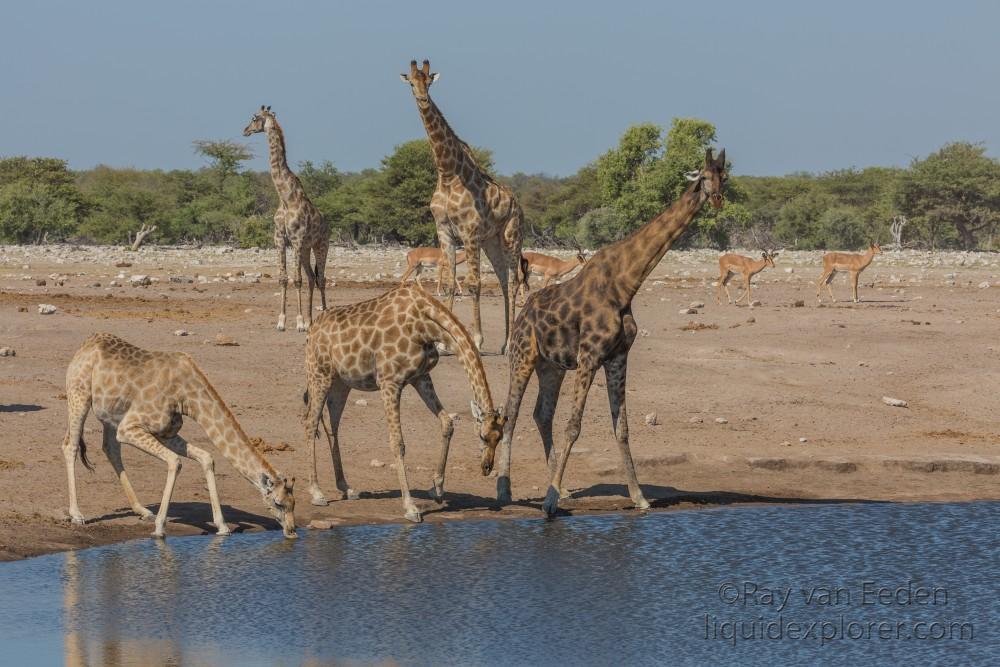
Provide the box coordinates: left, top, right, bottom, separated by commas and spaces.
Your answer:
495, 149, 728, 515
62, 333, 297, 538
302, 284, 505, 522
243, 106, 330, 332
400, 60, 524, 354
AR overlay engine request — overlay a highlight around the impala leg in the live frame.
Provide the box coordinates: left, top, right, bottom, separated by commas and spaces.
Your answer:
742, 273, 753, 306
826, 271, 837, 302
543, 365, 597, 517
851, 271, 860, 303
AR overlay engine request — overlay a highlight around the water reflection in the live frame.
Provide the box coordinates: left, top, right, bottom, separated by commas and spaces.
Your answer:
3, 504, 997, 665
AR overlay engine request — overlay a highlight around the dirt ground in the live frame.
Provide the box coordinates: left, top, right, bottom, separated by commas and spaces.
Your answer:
2, 244, 999, 561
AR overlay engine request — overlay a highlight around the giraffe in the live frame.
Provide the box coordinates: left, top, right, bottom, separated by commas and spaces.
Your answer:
400, 59, 524, 354
495, 149, 729, 515
62, 333, 297, 538
302, 284, 505, 522
243, 105, 330, 332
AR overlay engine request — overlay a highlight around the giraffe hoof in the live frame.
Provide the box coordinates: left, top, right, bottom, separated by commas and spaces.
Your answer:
69, 515, 86, 526
137, 510, 155, 522
404, 508, 423, 523
633, 497, 651, 511
344, 488, 360, 501
559, 487, 573, 500
429, 485, 444, 504
542, 486, 561, 517
496, 476, 512, 505
210, 522, 232, 536
310, 496, 330, 507
151, 531, 166, 539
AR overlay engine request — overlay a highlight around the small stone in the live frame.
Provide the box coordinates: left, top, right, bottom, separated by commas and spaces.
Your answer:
750, 300, 762, 307
882, 396, 908, 408
979, 281, 990, 289
37, 304, 57, 315
688, 416, 703, 424
35, 279, 46, 286
799, 437, 808, 443
355, 398, 369, 407
780, 441, 792, 446
130, 275, 151, 287
793, 300, 805, 307
689, 301, 705, 309
644, 412, 658, 426
858, 361, 868, 367
173, 329, 190, 337
0, 347, 15, 357
745, 316, 755, 324
370, 459, 386, 468
448, 412, 460, 421
115, 261, 132, 268
638, 328, 650, 337
213, 334, 239, 346
679, 308, 698, 315
307, 519, 335, 530
17, 306, 27, 313
714, 417, 729, 424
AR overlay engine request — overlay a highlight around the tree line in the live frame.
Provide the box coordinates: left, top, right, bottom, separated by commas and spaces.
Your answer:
2, 118, 997, 251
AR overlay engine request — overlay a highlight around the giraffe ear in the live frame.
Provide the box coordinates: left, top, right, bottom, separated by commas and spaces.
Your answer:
260, 473, 275, 493
470, 400, 484, 422
399, 73, 410, 82
430, 72, 440, 83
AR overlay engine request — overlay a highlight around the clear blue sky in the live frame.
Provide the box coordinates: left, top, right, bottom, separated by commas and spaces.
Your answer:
2, 0, 997, 177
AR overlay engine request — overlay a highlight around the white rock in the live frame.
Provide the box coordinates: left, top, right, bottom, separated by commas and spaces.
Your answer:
689, 301, 705, 309
714, 417, 729, 424
799, 437, 808, 443
638, 328, 650, 337
979, 281, 990, 289
688, 416, 703, 424
0, 347, 15, 357
37, 304, 57, 315
644, 412, 658, 426
882, 396, 908, 408
173, 329, 190, 336
130, 275, 151, 286
354, 399, 369, 407
370, 459, 386, 468
679, 308, 698, 315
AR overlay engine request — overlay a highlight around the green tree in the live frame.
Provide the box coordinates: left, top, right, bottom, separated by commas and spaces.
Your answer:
899, 142, 1000, 250
0, 157, 87, 243
192, 139, 254, 194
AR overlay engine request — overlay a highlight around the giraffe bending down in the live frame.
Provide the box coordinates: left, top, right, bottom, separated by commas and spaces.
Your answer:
401, 60, 524, 354
302, 285, 505, 522
244, 106, 330, 332
495, 150, 729, 516
62, 334, 297, 538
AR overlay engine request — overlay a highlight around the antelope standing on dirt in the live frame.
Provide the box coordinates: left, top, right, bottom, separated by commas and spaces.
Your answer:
399, 247, 468, 296
518, 249, 587, 297
716, 251, 777, 307
495, 149, 728, 515
816, 242, 882, 303
62, 334, 297, 538
302, 285, 505, 522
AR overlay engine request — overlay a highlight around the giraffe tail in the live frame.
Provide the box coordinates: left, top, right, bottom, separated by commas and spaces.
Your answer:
78, 437, 95, 472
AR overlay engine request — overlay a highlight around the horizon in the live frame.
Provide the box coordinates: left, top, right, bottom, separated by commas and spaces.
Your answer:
2, 1, 998, 177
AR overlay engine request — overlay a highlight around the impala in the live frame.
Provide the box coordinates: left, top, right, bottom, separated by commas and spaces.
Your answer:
399, 247, 467, 296
518, 249, 587, 297
816, 242, 882, 303
716, 250, 777, 307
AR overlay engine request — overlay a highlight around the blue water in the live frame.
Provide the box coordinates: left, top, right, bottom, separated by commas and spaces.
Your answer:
1, 503, 998, 666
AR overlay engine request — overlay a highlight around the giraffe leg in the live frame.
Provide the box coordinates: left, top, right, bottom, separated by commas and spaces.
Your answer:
496, 328, 539, 504
410, 374, 453, 503
303, 376, 339, 505
117, 419, 183, 538
323, 382, 357, 501
160, 435, 231, 536
483, 237, 514, 354
276, 231, 288, 331
463, 241, 484, 350
314, 236, 329, 311
379, 382, 420, 522
533, 361, 569, 498
101, 423, 153, 521
297, 245, 317, 331
62, 392, 92, 525
543, 364, 597, 517
604, 354, 649, 510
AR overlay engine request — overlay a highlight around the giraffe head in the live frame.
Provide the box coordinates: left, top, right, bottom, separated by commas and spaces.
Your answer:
470, 401, 507, 476
399, 60, 440, 105
242, 105, 275, 136
684, 148, 728, 210
261, 473, 297, 538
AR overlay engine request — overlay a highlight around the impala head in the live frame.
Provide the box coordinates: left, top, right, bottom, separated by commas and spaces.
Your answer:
400, 60, 440, 105
762, 251, 776, 268
870, 242, 882, 254
261, 473, 297, 538
470, 400, 506, 476
243, 105, 275, 137
685, 148, 728, 210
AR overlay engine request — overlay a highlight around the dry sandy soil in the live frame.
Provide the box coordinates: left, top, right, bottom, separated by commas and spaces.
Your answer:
2, 244, 999, 560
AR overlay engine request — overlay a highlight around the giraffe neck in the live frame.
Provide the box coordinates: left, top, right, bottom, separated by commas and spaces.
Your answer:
604, 184, 707, 302
415, 97, 471, 180
183, 365, 280, 492
265, 120, 306, 204
422, 298, 495, 412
